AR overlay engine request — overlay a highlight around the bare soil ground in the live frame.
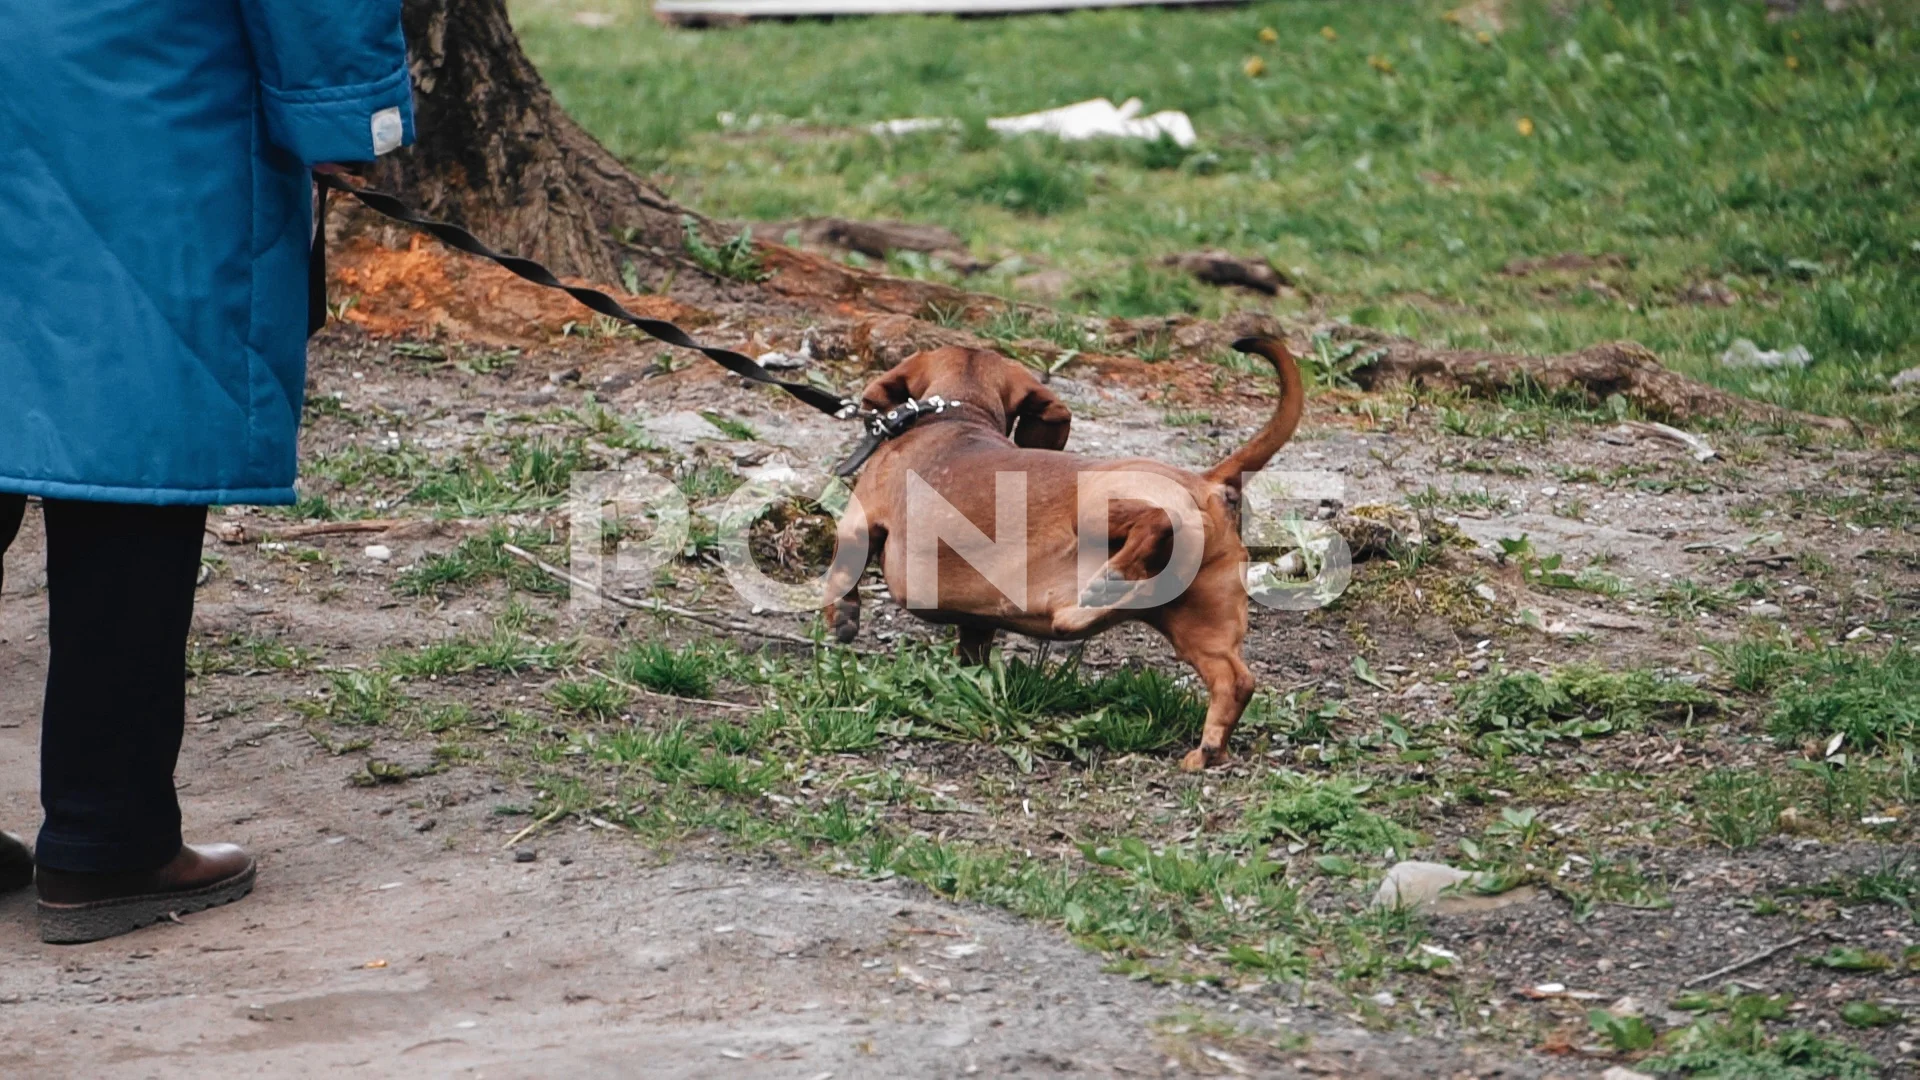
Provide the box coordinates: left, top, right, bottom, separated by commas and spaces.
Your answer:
1, 242, 1914, 1077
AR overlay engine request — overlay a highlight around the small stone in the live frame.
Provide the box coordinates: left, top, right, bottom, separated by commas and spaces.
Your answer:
1370, 991, 1396, 1007
1474, 583, 1498, 603
513, 848, 538, 863
1846, 625, 1875, 641
1596, 958, 1616, 974
1890, 365, 1920, 391
1601, 1069, 1656, 1080
414, 818, 436, 833
1609, 995, 1645, 1017
1747, 601, 1784, 618
756, 350, 808, 371
1012, 269, 1074, 301
363, 544, 392, 562
595, 371, 638, 395
1372, 861, 1472, 911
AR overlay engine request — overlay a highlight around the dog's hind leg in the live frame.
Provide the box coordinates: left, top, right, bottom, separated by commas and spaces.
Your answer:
1053, 501, 1175, 636
823, 518, 885, 645
956, 626, 997, 665
1154, 586, 1255, 771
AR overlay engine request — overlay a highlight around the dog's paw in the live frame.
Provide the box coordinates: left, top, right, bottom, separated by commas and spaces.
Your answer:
1076, 568, 1133, 609
826, 605, 860, 644
1179, 745, 1228, 772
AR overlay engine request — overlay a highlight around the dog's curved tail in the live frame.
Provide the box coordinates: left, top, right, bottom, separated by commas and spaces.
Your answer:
1203, 337, 1306, 490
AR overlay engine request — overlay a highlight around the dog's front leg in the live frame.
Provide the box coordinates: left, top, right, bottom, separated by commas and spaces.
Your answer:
823, 518, 885, 645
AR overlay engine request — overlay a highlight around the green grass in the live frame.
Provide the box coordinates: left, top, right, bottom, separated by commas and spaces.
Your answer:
613, 639, 723, 698
1645, 1015, 1881, 1079
1238, 772, 1421, 856
385, 627, 580, 677
395, 527, 567, 598
1695, 768, 1783, 850
1455, 663, 1714, 753
760, 646, 1206, 766
1768, 644, 1920, 750
1718, 634, 1920, 751
517, 0, 1920, 430
408, 437, 591, 516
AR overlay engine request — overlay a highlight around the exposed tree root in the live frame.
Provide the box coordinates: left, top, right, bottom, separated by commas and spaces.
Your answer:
1328, 325, 1852, 430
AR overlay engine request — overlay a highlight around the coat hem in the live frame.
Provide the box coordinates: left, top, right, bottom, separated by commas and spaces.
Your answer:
0, 476, 294, 507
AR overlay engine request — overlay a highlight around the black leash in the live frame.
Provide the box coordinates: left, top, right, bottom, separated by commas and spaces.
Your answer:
309, 172, 929, 475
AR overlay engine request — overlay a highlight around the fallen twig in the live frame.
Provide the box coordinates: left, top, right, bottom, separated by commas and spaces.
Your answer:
1621, 420, 1716, 462
1683, 931, 1827, 987
207, 518, 408, 545
502, 805, 567, 850
581, 663, 754, 712
502, 543, 824, 648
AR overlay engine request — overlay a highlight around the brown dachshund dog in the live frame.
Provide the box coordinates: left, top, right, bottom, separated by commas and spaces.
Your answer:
822, 337, 1305, 769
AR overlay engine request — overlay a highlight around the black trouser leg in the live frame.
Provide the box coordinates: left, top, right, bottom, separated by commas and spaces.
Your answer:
0, 494, 23, 591
33, 498, 207, 873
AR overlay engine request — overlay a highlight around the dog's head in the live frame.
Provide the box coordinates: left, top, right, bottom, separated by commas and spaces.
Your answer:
858, 346, 1072, 450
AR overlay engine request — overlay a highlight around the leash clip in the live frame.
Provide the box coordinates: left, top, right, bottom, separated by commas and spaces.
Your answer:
869, 395, 948, 438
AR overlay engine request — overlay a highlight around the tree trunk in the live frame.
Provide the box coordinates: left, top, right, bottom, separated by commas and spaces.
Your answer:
368, 0, 693, 285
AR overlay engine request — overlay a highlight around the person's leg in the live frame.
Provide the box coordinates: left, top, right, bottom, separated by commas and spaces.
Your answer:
30, 498, 254, 943
0, 493, 33, 891
33, 498, 206, 872
0, 492, 23, 590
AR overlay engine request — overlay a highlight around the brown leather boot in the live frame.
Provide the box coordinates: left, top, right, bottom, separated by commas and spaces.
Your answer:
36, 843, 256, 944
0, 832, 32, 893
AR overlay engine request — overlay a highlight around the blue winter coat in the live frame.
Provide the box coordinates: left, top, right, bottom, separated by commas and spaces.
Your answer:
0, 1, 415, 505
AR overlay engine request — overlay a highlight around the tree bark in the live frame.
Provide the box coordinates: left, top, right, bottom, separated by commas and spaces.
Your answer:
368, 0, 694, 285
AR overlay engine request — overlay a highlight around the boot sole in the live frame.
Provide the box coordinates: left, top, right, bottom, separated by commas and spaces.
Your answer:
37, 860, 256, 944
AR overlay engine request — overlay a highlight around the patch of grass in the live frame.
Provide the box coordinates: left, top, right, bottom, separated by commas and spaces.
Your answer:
395, 527, 566, 598
762, 646, 1204, 766
1496, 535, 1625, 596
682, 216, 767, 282
698, 411, 759, 441
690, 751, 782, 797
384, 628, 579, 677
308, 671, 409, 726
614, 640, 722, 699
1766, 644, 1920, 752
676, 462, 745, 502
1644, 1016, 1881, 1080
1407, 485, 1513, 514
546, 677, 631, 721
952, 144, 1086, 216
1456, 664, 1713, 754
1694, 768, 1783, 851
408, 438, 590, 516
188, 633, 317, 676
1791, 859, 1920, 921
1238, 772, 1420, 856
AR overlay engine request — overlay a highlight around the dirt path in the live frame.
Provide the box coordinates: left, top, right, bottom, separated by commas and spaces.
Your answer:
0, 536, 1541, 1078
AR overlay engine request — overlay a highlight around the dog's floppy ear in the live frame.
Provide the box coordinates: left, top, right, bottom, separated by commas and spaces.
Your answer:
859, 359, 920, 413
1010, 382, 1072, 450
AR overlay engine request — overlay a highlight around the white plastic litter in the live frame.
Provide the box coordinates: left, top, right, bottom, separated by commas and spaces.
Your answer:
1718, 338, 1811, 370
873, 97, 1197, 148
